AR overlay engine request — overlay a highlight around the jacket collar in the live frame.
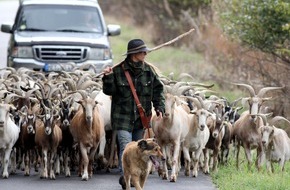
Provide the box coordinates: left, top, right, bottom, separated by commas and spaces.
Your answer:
122, 61, 150, 72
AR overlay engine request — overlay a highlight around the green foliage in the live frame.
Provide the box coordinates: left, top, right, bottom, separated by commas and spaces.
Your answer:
220, 0, 290, 63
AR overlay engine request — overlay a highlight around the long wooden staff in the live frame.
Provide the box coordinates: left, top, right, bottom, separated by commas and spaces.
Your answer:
148, 28, 195, 52
95, 28, 195, 77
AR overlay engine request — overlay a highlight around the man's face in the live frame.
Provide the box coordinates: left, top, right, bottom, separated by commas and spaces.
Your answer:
131, 52, 147, 62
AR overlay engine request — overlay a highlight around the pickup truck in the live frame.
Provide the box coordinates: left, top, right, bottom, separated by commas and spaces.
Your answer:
1, 0, 121, 73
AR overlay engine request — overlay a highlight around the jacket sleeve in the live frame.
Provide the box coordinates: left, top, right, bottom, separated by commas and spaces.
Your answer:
102, 73, 116, 95
152, 74, 165, 114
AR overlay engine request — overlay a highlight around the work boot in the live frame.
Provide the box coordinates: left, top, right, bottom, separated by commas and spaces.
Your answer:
119, 176, 126, 190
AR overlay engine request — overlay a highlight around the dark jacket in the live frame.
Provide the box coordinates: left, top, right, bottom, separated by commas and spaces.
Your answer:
102, 60, 165, 132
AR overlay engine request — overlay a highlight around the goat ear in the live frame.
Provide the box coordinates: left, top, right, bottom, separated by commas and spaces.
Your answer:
96, 100, 103, 106
138, 139, 147, 150
241, 98, 250, 108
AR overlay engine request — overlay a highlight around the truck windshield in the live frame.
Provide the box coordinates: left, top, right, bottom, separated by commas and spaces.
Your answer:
16, 5, 104, 33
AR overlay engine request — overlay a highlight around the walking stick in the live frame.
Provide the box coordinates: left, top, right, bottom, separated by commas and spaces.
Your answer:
95, 28, 195, 78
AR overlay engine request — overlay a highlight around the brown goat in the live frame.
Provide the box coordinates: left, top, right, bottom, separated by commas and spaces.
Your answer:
232, 83, 283, 171
35, 107, 62, 180
70, 90, 105, 181
204, 114, 224, 173
219, 120, 233, 165
19, 104, 41, 176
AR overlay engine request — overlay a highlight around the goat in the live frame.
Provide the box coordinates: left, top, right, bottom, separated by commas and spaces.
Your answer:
232, 83, 283, 171
219, 119, 233, 165
181, 96, 211, 177
19, 104, 41, 176
151, 93, 190, 182
58, 97, 75, 177
259, 115, 290, 173
203, 113, 224, 173
35, 104, 62, 180
70, 90, 105, 181
0, 103, 20, 178
94, 90, 116, 170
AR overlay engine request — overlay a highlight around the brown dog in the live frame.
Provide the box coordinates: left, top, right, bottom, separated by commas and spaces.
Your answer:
122, 138, 164, 190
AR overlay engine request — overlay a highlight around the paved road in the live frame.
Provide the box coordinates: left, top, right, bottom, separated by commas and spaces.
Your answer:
0, 168, 217, 190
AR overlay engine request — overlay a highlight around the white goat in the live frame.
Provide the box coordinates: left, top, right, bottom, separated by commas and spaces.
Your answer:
94, 90, 117, 169
151, 93, 190, 182
259, 115, 290, 173
182, 97, 211, 177
0, 103, 20, 178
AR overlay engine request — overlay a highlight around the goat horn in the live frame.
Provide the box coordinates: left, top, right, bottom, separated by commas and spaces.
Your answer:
48, 88, 61, 99
77, 73, 92, 88
194, 89, 217, 100
5, 86, 23, 96
255, 113, 273, 126
177, 73, 195, 81
47, 72, 59, 81
4, 93, 20, 104
195, 95, 206, 109
62, 78, 77, 91
270, 116, 290, 126
24, 88, 39, 98
34, 82, 46, 99
8, 73, 21, 82
90, 90, 101, 100
233, 83, 256, 97
58, 71, 72, 79
187, 82, 214, 89
176, 86, 196, 96
164, 85, 172, 94
172, 81, 187, 93
182, 96, 203, 110
32, 72, 47, 81
75, 90, 88, 100
257, 86, 284, 98
182, 96, 201, 110
0, 67, 17, 74
159, 78, 171, 85
79, 80, 102, 90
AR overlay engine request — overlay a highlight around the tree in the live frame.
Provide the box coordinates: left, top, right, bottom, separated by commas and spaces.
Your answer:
220, 0, 290, 64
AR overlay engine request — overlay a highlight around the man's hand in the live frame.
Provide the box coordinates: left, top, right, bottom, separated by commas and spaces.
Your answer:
103, 67, 112, 75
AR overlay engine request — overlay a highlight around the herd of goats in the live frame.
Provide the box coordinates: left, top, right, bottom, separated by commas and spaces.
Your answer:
0, 66, 289, 182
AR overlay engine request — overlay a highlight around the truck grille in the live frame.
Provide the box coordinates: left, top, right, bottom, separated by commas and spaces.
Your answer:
33, 45, 88, 62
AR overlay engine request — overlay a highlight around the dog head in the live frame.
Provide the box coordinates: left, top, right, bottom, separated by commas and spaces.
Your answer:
138, 138, 164, 168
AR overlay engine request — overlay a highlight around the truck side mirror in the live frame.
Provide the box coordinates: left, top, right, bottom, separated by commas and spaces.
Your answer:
107, 24, 121, 36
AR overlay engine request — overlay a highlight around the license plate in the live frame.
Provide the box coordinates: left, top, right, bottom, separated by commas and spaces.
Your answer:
43, 63, 74, 72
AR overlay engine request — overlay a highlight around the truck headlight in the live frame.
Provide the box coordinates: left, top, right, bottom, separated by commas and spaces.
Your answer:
12, 46, 33, 58
89, 48, 111, 60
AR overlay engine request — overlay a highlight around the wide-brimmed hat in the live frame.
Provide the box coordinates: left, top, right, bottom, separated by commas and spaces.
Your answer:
122, 39, 150, 56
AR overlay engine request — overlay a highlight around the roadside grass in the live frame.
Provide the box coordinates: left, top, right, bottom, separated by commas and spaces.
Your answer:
211, 150, 290, 190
